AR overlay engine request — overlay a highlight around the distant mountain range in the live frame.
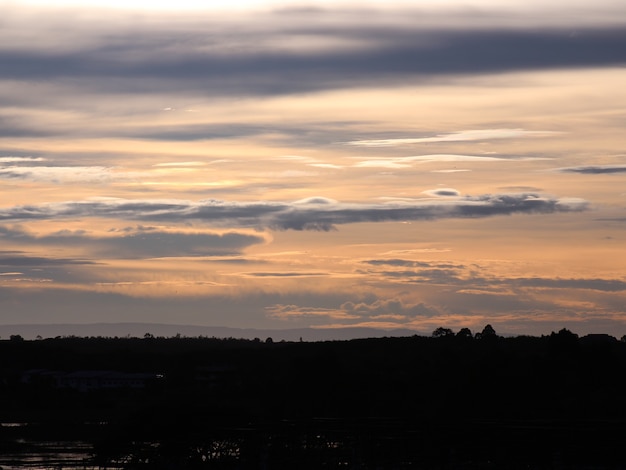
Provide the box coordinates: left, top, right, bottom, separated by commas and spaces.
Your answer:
0, 323, 420, 342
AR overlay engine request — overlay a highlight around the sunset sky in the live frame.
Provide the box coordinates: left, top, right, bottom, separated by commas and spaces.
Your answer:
1, 0, 625, 336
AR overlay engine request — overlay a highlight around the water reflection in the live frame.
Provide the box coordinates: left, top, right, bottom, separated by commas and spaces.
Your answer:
0, 439, 113, 470
1, 419, 417, 469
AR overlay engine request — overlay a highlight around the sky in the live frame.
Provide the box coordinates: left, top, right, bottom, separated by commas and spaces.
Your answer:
1, 0, 625, 337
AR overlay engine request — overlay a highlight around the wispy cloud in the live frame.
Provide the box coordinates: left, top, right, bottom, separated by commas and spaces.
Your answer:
266, 298, 441, 322
242, 272, 328, 278
0, 252, 94, 267
353, 153, 551, 169
266, 304, 361, 321
308, 163, 344, 169
362, 257, 626, 293
364, 259, 464, 269
0, 165, 117, 183
555, 164, 626, 174
0, 193, 588, 231
346, 129, 559, 147
153, 162, 207, 167
0, 156, 46, 163
515, 277, 626, 292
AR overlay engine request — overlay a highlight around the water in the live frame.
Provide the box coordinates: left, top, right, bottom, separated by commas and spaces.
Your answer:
0, 439, 108, 469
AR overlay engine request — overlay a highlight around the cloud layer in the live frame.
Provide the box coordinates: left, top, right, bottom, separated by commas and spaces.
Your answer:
2, 9, 626, 99
0, 193, 588, 231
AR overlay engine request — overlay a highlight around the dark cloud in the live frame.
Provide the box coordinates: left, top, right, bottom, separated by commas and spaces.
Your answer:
130, 123, 273, 142
0, 193, 588, 230
419, 187, 466, 198
365, 259, 432, 268
0, 226, 265, 259
362, 258, 626, 293
556, 165, 626, 174
364, 259, 464, 269
362, 259, 465, 283
515, 277, 626, 292
0, 252, 94, 267
377, 269, 463, 283
130, 121, 368, 149
244, 272, 328, 277
341, 299, 440, 318
429, 189, 461, 197
91, 231, 265, 258
498, 186, 543, 192
2, 17, 625, 98
0, 117, 53, 138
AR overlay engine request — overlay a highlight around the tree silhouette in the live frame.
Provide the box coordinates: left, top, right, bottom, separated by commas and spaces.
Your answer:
481, 324, 497, 338
552, 328, 578, 340
456, 328, 473, 339
476, 324, 497, 340
549, 328, 579, 352
432, 327, 454, 338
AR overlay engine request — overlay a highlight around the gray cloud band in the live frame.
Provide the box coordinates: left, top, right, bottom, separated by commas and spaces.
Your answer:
556, 165, 626, 174
0, 194, 588, 231
1, 26, 625, 97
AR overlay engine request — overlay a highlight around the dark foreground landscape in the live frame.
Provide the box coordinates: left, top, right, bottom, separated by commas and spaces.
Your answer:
2, 327, 626, 469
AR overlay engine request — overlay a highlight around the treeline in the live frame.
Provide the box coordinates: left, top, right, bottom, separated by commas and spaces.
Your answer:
2, 328, 626, 468
2, 326, 626, 421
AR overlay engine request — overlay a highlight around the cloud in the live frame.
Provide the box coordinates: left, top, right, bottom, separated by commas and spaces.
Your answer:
555, 165, 626, 174
498, 186, 543, 192
0, 225, 266, 259
364, 259, 464, 269
0, 250, 99, 285
365, 259, 432, 268
266, 304, 360, 321
353, 160, 413, 169
0, 156, 46, 163
153, 162, 207, 167
0, 165, 118, 183
0, 193, 588, 230
0, 157, 153, 184
422, 188, 462, 197
263, 271, 626, 331
129, 123, 272, 141
363, 257, 626, 293
346, 129, 559, 147
515, 277, 626, 292
308, 163, 344, 169
353, 153, 551, 169
342, 299, 440, 318
379, 268, 463, 283
380, 248, 452, 255
2, 10, 625, 98
92, 230, 266, 258
0, 252, 94, 267
266, 298, 441, 322
242, 272, 328, 278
